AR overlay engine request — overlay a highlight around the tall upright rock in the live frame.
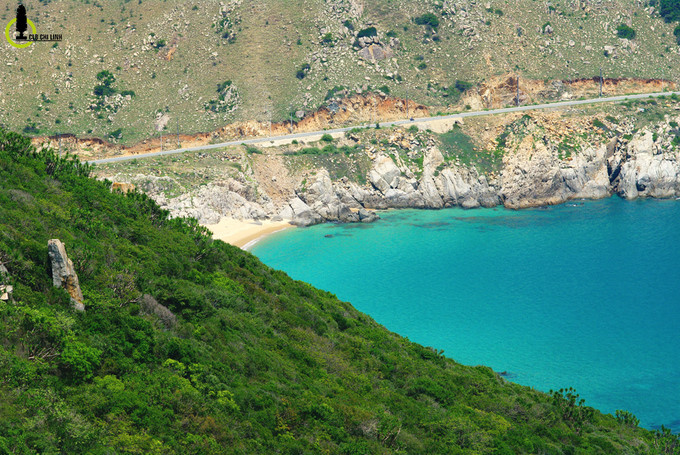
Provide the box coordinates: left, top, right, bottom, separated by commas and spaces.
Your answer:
47, 239, 85, 311
0, 262, 11, 302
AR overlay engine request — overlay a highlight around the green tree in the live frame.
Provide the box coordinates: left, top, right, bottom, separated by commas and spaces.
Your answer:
414, 13, 440, 28
659, 0, 680, 22
96, 70, 116, 87
616, 24, 636, 39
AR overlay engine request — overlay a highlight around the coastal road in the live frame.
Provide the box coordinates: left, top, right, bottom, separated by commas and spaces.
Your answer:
88, 90, 680, 165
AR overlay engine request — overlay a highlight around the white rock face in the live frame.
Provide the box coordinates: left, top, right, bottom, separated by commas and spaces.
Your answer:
288, 196, 323, 226
47, 239, 84, 311
611, 131, 680, 200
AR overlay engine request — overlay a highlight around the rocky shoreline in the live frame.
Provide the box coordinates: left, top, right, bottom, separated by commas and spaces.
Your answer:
104, 115, 680, 229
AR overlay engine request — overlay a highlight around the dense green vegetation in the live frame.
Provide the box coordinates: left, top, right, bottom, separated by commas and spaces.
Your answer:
658, 0, 680, 22
0, 128, 677, 453
413, 13, 440, 29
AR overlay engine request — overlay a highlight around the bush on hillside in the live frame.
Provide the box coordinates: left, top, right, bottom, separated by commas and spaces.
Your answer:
414, 13, 440, 28
93, 85, 116, 97
616, 23, 636, 39
96, 70, 115, 87
658, 0, 680, 23
357, 26, 377, 38
296, 63, 311, 80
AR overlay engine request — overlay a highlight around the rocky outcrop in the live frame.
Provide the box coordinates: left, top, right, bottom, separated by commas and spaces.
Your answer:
0, 262, 11, 302
355, 32, 398, 62
500, 127, 680, 207
103, 121, 680, 230
500, 139, 611, 208
0, 285, 12, 302
128, 175, 274, 224
298, 170, 360, 223
284, 196, 324, 226
47, 239, 84, 311
609, 132, 680, 199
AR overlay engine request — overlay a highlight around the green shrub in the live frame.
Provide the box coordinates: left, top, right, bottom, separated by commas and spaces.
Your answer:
616, 24, 636, 39
414, 13, 440, 28
22, 124, 40, 134
615, 410, 640, 427
320, 134, 333, 143
550, 388, 594, 432
93, 85, 116, 97
659, 0, 680, 22
357, 27, 377, 38
592, 118, 607, 129
324, 85, 346, 101
417, 62, 427, 70
108, 129, 123, 140
296, 63, 310, 80
455, 80, 474, 92
96, 70, 115, 87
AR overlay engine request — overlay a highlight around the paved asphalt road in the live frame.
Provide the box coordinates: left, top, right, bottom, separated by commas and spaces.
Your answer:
88, 91, 680, 165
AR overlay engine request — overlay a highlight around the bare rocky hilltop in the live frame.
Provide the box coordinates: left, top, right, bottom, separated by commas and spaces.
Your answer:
5, 0, 680, 146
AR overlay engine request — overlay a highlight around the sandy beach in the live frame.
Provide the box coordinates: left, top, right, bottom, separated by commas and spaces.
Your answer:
204, 218, 294, 249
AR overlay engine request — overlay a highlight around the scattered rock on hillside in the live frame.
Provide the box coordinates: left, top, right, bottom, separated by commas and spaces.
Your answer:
47, 239, 85, 311
0, 284, 12, 301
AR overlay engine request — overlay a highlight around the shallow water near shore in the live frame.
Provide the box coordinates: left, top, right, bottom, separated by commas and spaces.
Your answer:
251, 197, 680, 431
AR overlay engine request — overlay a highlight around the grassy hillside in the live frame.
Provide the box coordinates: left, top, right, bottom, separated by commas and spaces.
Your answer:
1, 128, 679, 453
2, 0, 680, 145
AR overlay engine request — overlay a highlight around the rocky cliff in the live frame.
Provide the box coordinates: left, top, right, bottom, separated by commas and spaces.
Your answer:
99, 110, 680, 228
47, 239, 85, 311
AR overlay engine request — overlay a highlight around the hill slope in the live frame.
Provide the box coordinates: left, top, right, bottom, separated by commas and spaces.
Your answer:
0, 128, 677, 453
3, 0, 680, 145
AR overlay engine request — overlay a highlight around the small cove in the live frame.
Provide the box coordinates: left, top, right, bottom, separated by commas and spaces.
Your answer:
251, 197, 680, 431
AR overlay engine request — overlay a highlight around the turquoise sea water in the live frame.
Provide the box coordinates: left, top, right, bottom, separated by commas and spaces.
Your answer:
251, 197, 680, 431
